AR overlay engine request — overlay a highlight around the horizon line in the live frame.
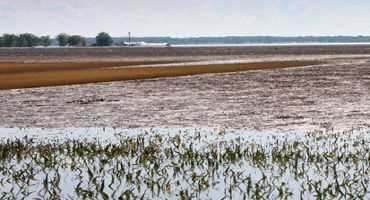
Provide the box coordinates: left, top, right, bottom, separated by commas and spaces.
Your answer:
2, 33, 370, 38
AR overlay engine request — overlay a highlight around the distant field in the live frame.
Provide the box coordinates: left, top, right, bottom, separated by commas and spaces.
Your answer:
1, 45, 370, 62
0, 60, 321, 90
1, 45, 369, 130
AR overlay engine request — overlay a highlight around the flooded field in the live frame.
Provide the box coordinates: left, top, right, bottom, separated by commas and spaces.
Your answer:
0, 127, 369, 199
1, 45, 370, 199
0, 55, 370, 132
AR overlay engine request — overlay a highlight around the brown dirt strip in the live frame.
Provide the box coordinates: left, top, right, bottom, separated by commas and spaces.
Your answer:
0, 61, 180, 74
0, 60, 322, 90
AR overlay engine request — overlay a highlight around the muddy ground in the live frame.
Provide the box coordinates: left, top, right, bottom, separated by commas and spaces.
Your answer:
1, 46, 370, 132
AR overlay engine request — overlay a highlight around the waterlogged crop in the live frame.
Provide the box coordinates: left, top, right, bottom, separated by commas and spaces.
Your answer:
0, 128, 369, 199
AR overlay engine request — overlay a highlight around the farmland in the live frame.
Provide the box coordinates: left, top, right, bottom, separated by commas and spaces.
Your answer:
0, 127, 369, 199
0, 46, 369, 131
0, 45, 370, 198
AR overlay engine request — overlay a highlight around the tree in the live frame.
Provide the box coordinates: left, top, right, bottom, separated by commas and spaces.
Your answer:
2, 34, 19, 47
18, 33, 39, 47
68, 35, 86, 46
0, 36, 3, 47
81, 38, 87, 46
57, 33, 70, 46
39, 36, 51, 46
96, 32, 113, 46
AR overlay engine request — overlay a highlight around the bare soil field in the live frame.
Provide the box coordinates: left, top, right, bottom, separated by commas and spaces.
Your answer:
1, 45, 370, 132
0, 60, 320, 90
0, 61, 178, 74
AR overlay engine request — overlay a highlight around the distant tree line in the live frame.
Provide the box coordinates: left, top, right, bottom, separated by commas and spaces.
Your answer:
0, 33, 51, 47
57, 32, 113, 47
56, 33, 87, 47
0, 32, 114, 47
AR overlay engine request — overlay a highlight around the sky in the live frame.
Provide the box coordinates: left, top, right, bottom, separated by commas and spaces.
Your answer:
1, 0, 370, 37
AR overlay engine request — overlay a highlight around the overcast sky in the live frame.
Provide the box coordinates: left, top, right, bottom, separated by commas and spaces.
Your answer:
1, 0, 370, 37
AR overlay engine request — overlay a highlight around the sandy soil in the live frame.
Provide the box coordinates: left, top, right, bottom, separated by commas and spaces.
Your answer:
1, 46, 370, 132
